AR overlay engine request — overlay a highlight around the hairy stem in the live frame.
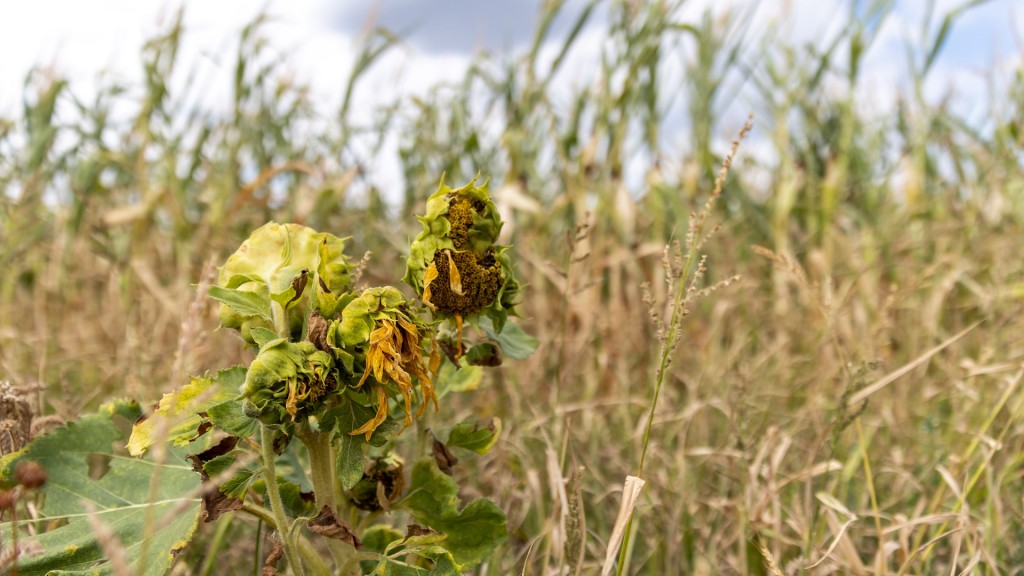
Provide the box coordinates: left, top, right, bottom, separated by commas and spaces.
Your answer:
272, 301, 290, 339
296, 538, 333, 576
261, 426, 306, 576
297, 424, 359, 574
240, 503, 331, 576
297, 426, 340, 511
198, 515, 234, 576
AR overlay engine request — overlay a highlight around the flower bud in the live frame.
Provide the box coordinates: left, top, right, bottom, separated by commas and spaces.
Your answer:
240, 339, 335, 426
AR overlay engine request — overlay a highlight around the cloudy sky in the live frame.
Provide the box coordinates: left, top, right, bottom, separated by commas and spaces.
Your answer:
0, 0, 1020, 193
3, 0, 1018, 110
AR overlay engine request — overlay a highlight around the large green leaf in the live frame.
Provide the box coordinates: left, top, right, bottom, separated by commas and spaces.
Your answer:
201, 451, 257, 499
400, 459, 506, 566
0, 400, 202, 575
434, 362, 482, 399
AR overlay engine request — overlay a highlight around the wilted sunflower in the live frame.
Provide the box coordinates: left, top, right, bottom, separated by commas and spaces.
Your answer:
241, 338, 336, 427
404, 176, 521, 352
329, 287, 439, 439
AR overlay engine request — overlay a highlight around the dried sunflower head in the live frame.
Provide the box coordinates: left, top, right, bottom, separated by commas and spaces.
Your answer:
216, 222, 353, 345
404, 176, 521, 332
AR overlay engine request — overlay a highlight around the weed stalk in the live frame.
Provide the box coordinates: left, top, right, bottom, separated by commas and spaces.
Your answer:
616, 117, 751, 575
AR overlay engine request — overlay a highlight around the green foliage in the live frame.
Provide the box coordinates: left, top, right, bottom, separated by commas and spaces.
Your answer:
433, 362, 482, 399
40, 188, 528, 575
0, 401, 202, 576
368, 524, 463, 573
444, 418, 502, 455
362, 525, 405, 553
208, 285, 273, 323
216, 222, 353, 345
335, 286, 415, 348
371, 555, 460, 576
478, 316, 539, 360
6, 1, 1019, 573
241, 338, 334, 426
202, 452, 256, 499
401, 459, 507, 566
321, 395, 398, 489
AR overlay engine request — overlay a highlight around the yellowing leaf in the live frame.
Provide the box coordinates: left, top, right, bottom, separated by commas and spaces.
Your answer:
128, 367, 248, 456
446, 418, 501, 455
400, 458, 506, 566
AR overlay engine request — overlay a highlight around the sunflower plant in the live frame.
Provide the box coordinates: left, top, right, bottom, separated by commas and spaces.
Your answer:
0, 177, 535, 576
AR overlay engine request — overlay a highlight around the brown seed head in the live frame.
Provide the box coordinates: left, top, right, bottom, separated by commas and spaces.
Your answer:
14, 460, 47, 490
427, 249, 502, 316
446, 194, 485, 251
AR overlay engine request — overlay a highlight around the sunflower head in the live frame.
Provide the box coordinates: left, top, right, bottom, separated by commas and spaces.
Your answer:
240, 338, 336, 428
404, 176, 521, 331
326, 287, 438, 439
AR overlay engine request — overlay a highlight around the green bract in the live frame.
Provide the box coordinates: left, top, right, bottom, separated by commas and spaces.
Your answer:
337, 286, 410, 348
215, 222, 352, 344
404, 177, 521, 331
127, 367, 253, 456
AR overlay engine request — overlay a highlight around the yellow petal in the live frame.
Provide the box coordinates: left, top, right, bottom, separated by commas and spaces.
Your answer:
285, 380, 299, 420
428, 338, 442, 374
398, 384, 413, 427
455, 313, 464, 358
446, 250, 464, 295
415, 368, 438, 417
422, 260, 439, 309
351, 386, 389, 441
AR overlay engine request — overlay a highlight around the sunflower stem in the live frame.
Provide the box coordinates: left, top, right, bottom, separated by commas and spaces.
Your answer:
297, 425, 340, 511
298, 424, 360, 574
260, 425, 306, 576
